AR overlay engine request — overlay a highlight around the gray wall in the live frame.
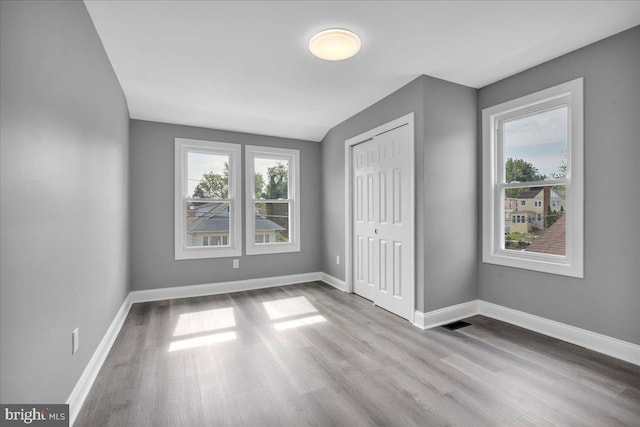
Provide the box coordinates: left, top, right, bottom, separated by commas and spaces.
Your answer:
321, 75, 477, 312
129, 120, 322, 290
422, 77, 478, 312
478, 26, 640, 345
0, 0, 130, 403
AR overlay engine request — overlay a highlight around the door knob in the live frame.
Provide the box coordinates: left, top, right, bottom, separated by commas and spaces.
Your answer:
374, 229, 379, 234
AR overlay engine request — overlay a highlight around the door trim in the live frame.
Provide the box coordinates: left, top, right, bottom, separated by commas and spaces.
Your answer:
344, 113, 415, 323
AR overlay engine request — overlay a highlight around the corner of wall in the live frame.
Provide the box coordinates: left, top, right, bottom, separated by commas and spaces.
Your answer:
421, 76, 479, 312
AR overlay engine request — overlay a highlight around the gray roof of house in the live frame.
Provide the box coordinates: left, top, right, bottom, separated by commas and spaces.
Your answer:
189, 214, 284, 233
516, 188, 542, 199
516, 187, 565, 200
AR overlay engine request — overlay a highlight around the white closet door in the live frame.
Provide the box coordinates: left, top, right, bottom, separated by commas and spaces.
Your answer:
353, 124, 411, 319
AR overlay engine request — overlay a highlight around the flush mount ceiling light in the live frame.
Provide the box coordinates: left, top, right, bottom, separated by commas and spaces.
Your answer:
309, 28, 361, 61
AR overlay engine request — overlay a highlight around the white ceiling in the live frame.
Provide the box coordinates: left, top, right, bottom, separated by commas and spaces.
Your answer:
84, 1, 640, 142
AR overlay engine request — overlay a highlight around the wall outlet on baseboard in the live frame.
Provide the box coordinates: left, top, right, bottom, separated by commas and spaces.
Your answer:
336, 255, 340, 265
232, 259, 239, 269
72, 328, 79, 355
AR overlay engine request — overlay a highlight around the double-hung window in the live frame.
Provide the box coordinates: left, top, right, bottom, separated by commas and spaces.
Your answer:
175, 138, 242, 260
245, 145, 300, 255
482, 78, 584, 277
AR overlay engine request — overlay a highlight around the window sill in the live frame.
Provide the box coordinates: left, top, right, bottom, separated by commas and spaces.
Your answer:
482, 251, 583, 278
175, 247, 242, 260
246, 242, 300, 256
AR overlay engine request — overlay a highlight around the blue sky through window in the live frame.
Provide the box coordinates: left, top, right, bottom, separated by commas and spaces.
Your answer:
187, 152, 228, 196
255, 157, 287, 183
504, 106, 567, 178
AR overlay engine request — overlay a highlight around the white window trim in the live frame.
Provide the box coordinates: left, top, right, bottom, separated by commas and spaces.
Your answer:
245, 145, 300, 255
174, 138, 242, 260
482, 78, 584, 278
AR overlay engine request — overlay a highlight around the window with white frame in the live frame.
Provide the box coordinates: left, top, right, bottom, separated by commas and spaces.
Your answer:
174, 138, 242, 260
245, 145, 300, 255
482, 78, 583, 277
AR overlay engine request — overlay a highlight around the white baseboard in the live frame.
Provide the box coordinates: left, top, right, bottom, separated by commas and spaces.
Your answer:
67, 294, 132, 426
320, 272, 348, 292
477, 300, 640, 366
129, 272, 323, 303
413, 299, 640, 366
413, 300, 479, 329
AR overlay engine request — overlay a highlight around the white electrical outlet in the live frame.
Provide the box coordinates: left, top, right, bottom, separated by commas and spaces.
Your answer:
336, 255, 340, 265
72, 328, 79, 355
232, 259, 239, 269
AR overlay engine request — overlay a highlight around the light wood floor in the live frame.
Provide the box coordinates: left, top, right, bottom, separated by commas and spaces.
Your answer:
76, 281, 640, 426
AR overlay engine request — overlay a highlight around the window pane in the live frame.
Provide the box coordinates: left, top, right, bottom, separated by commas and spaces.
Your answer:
186, 201, 230, 247
503, 186, 565, 255
254, 202, 289, 243
188, 152, 229, 199
503, 106, 567, 183
254, 157, 289, 199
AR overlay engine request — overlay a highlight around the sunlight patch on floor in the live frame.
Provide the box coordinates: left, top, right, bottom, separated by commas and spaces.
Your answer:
168, 331, 237, 352
274, 315, 327, 331
173, 307, 235, 337
262, 296, 318, 320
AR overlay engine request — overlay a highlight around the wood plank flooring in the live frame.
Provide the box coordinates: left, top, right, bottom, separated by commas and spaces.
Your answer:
76, 282, 640, 426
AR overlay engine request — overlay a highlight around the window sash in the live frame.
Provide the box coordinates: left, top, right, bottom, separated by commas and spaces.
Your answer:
482, 78, 583, 278
251, 155, 291, 200
184, 200, 233, 249
252, 200, 291, 245
252, 198, 293, 203
493, 97, 572, 261
175, 138, 241, 260
245, 145, 300, 255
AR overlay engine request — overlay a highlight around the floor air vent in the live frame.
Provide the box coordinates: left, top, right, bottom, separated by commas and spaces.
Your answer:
441, 320, 471, 331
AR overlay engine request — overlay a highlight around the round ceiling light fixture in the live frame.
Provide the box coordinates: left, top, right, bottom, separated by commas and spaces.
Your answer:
309, 28, 361, 61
